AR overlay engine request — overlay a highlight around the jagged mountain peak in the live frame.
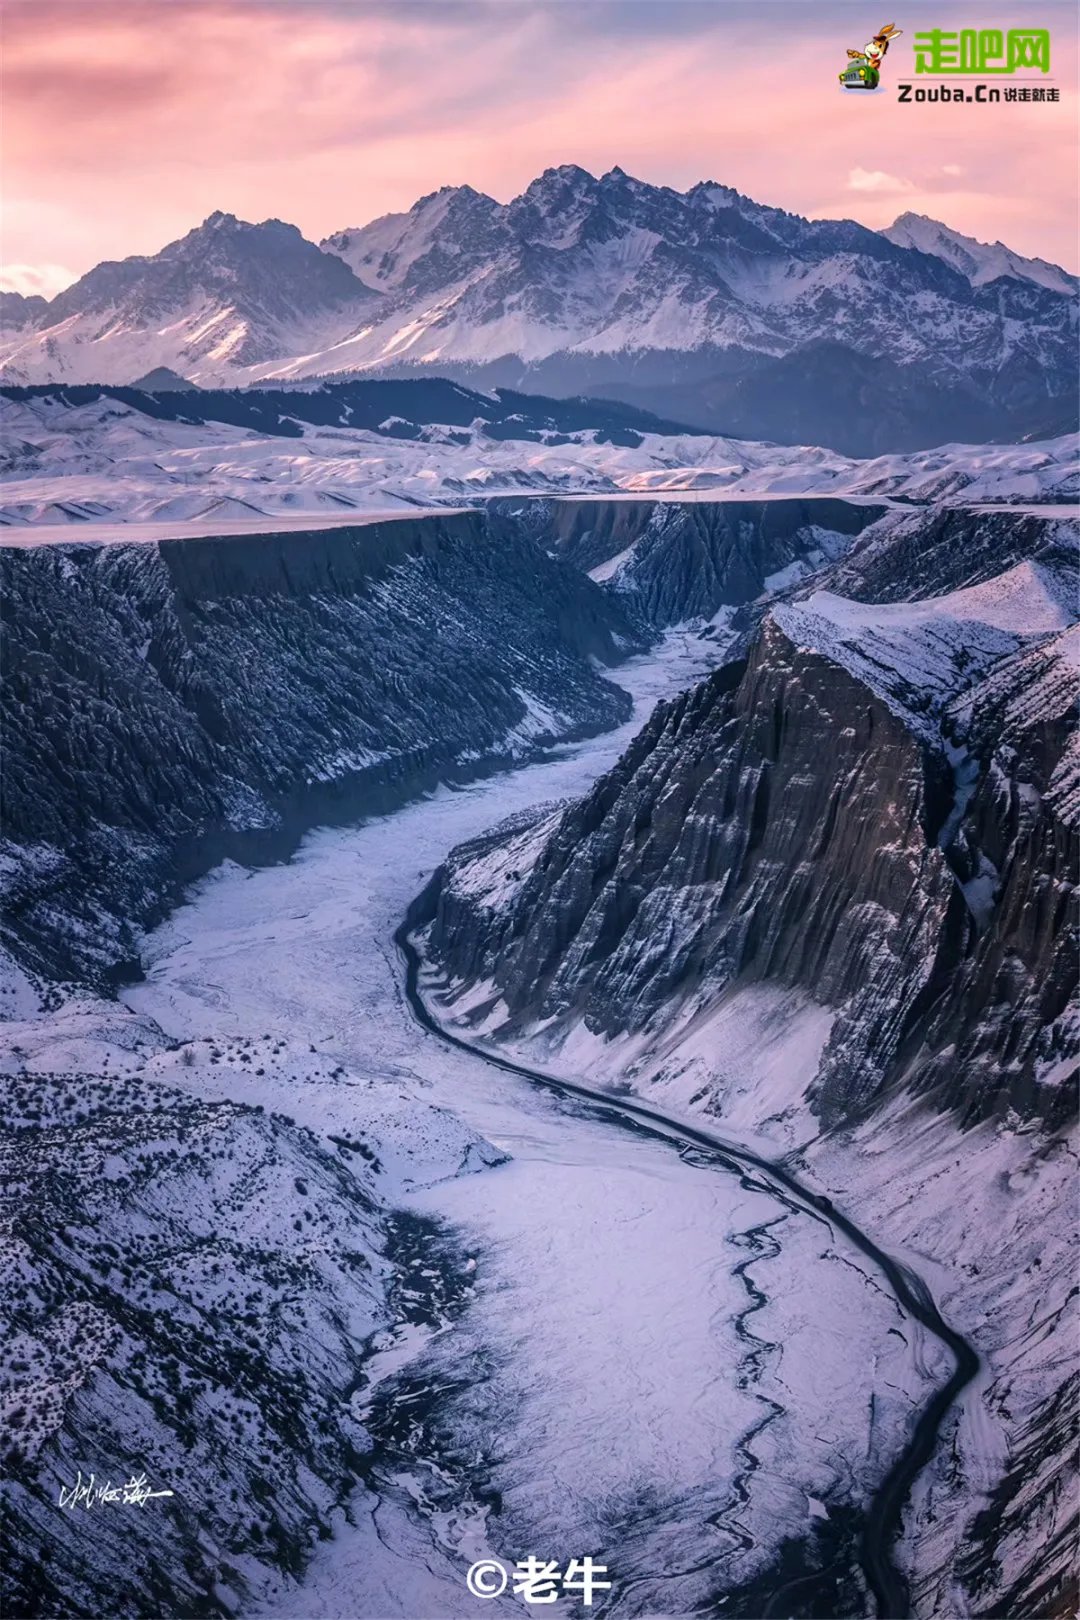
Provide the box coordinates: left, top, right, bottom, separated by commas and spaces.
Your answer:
46, 209, 371, 321
187, 209, 310, 241
323, 183, 507, 292
407, 180, 497, 213
130, 364, 201, 392
16, 211, 375, 378
2, 165, 1075, 451
0, 291, 50, 332
883, 211, 1076, 295
530, 162, 600, 186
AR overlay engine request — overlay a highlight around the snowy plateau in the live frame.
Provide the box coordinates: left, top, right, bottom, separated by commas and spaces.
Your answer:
0, 383, 1076, 531
0, 173, 1078, 1620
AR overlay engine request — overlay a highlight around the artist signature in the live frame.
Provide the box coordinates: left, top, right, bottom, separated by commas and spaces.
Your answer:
58, 1470, 175, 1510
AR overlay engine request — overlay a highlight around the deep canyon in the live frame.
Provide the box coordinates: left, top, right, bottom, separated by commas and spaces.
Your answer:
1, 495, 1075, 1620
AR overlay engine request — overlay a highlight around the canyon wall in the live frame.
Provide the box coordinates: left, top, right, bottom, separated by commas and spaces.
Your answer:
1, 512, 645, 986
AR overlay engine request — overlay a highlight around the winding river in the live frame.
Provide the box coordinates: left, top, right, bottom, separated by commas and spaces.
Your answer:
122, 632, 977, 1619
399, 908, 979, 1618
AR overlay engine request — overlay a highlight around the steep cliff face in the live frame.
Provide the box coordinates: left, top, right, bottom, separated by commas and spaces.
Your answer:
919, 625, 1078, 1119
825, 504, 1076, 603
0, 512, 645, 986
426, 510, 1078, 1131
429, 625, 956, 1124
490, 495, 887, 626
420, 508, 1078, 1617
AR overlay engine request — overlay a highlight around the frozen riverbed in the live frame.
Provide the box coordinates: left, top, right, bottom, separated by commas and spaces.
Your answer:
118, 633, 947, 1617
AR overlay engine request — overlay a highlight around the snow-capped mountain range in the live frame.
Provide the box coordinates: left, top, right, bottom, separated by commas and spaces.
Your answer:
2, 167, 1076, 454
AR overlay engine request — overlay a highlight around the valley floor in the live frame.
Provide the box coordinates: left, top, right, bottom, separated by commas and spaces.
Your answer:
3, 631, 1071, 1617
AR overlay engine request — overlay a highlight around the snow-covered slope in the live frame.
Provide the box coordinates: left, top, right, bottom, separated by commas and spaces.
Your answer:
884, 212, 1078, 297
0, 971, 501, 1619
0, 213, 375, 386
1, 385, 1075, 529
3, 170, 1075, 452
772, 557, 1074, 740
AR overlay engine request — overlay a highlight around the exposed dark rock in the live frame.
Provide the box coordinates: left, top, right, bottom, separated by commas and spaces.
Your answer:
824, 505, 1076, 602
0, 292, 49, 332
0, 512, 646, 986
129, 367, 201, 393
427, 510, 1078, 1130
540, 496, 886, 624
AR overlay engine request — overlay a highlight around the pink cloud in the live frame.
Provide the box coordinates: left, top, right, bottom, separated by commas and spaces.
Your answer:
0, 263, 76, 298
848, 169, 917, 194
2, 0, 1076, 287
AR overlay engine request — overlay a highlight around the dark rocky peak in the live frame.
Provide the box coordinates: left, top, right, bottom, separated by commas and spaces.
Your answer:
508, 165, 608, 244
524, 162, 601, 196
130, 366, 200, 393
165, 211, 369, 300
417, 181, 493, 209
393, 183, 506, 240
0, 290, 49, 331
682, 181, 908, 267
506, 167, 906, 267
513, 164, 692, 243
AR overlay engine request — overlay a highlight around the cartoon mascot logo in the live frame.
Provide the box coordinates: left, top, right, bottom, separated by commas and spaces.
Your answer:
839, 22, 903, 89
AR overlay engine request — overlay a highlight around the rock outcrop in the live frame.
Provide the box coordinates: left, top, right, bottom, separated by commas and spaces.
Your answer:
426, 508, 1078, 1130
0, 511, 645, 986
491, 494, 887, 627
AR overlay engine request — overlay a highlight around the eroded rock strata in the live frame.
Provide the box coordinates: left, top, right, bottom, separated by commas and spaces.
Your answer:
428, 509, 1077, 1131
421, 506, 1078, 1616
1, 511, 644, 986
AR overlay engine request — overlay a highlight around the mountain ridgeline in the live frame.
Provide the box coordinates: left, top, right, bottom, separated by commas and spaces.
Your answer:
0, 377, 699, 447
2, 168, 1076, 453
491, 495, 888, 624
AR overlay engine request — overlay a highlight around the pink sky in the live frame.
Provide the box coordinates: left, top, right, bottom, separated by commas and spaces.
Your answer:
2, 0, 1077, 296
